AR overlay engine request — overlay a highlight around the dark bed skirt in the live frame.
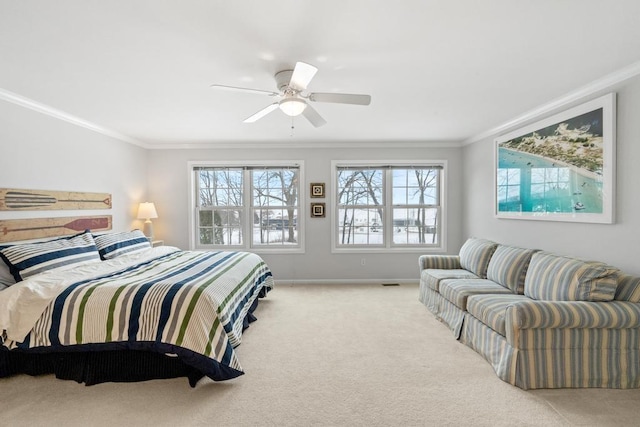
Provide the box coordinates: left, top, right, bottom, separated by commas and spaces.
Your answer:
0, 287, 269, 387
0, 348, 206, 387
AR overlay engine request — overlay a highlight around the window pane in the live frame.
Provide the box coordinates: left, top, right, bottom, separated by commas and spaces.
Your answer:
336, 166, 442, 248
198, 208, 243, 245
195, 165, 300, 249
253, 208, 298, 246
392, 207, 438, 245
337, 208, 384, 245
392, 187, 407, 204
337, 169, 383, 206
197, 169, 242, 208
251, 168, 299, 247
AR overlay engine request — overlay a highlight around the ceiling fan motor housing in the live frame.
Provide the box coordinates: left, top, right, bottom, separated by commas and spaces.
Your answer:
275, 69, 295, 92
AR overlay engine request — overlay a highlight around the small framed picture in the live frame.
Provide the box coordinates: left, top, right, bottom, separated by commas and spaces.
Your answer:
310, 183, 325, 198
311, 203, 325, 218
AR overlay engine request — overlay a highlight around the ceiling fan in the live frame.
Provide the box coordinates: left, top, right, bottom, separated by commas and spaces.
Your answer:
210, 62, 371, 127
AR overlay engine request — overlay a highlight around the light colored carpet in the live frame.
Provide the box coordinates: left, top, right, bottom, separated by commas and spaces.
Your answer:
2, 283, 640, 426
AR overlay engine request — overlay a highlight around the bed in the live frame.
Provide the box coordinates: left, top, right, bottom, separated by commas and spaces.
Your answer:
0, 229, 274, 387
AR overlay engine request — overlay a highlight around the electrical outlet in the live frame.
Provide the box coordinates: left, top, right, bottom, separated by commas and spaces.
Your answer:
360, 258, 366, 266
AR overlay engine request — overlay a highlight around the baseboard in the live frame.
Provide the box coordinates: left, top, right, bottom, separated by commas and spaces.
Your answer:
273, 279, 419, 286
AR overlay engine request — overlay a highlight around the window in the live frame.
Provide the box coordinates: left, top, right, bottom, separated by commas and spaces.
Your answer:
191, 162, 303, 252
333, 162, 445, 251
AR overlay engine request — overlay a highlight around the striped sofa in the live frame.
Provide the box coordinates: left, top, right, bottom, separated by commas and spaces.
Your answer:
419, 237, 640, 389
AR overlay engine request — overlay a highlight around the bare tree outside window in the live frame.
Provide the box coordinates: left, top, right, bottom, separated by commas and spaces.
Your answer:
336, 165, 442, 248
253, 168, 298, 245
194, 165, 300, 249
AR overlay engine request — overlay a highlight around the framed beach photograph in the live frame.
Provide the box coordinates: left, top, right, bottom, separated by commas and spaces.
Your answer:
311, 202, 325, 218
495, 93, 616, 223
310, 183, 325, 198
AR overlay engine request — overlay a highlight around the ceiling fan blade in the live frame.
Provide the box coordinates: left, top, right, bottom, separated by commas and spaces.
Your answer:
302, 104, 327, 128
289, 62, 318, 91
309, 92, 371, 105
210, 84, 278, 97
243, 103, 279, 123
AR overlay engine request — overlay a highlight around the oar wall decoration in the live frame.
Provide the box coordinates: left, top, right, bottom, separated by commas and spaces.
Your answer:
0, 189, 112, 211
0, 216, 112, 243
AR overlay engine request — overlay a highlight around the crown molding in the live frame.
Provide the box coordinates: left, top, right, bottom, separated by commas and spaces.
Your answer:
149, 140, 462, 150
0, 88, 150, 148
463, 60, 640, 146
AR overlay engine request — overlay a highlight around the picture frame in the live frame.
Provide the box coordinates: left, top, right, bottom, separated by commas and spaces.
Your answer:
310, 183, 325, 198
310, 202, 325, 218
495, 93, 616, 223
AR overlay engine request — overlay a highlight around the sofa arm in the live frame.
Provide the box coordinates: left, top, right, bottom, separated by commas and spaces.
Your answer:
507, 300, 640, 330
418, 255, 461, 271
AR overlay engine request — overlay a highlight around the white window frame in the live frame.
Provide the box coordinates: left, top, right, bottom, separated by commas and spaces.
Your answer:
331, 160, 447, 253
188, 160, 305, 254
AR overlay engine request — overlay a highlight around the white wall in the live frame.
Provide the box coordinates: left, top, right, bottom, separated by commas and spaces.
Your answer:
147, 145, 464, 283
0, 100, 148, 234
462, 75, 640, 275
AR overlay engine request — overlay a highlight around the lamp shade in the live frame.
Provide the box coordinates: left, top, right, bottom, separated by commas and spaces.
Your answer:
137, 202, 158, 220
279, 97, 307, 117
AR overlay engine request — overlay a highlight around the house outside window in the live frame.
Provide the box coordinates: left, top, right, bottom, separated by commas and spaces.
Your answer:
190, 161, 304, 252
332, 161, 446, 252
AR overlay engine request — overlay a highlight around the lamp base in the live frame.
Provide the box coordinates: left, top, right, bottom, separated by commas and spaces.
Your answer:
143, 220, 154, 242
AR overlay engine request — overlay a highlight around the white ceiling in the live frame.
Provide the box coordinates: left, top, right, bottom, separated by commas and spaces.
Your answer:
2, 1, 640, 148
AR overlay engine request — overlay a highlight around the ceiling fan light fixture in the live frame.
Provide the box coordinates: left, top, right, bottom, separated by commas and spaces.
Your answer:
279, 97, 307, 117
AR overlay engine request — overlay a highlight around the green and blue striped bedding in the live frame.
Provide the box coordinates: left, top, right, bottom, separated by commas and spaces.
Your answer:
2, 249, 273, 382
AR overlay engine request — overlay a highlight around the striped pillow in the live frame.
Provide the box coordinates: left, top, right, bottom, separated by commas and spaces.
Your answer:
0, 230, 100, 281
613, 271, 640, 303
458, 238, 498, 278
94, 229, 151, 260
524, 252, 619, 301
0, 244, 17, 288
486, 245, 538, 293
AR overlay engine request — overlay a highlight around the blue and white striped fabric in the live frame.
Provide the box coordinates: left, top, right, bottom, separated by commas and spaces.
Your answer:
3, 249, 274, 382
421, 269, 478, 292
466, 294, 529, 336
458, 238, 498, 278
524, 252, 619, 301
614, 271, 640, 303
94, 229, 151, 260
462, 310, 640, 389
0, 231, 100, 281
439, 278, 512, 311
486, 245, 538, 294
418, 255, 461, 270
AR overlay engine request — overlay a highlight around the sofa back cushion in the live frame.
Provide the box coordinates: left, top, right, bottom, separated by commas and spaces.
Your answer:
613, 271, 640, 303
486, 245, 538, 294
459, 238, 498, 279
524, 252, 618, 301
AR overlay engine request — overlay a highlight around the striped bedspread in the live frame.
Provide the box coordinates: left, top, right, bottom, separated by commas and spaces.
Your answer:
0, 248, 274, 381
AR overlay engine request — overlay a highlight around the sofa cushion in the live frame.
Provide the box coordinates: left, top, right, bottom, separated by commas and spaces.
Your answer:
524, 252, 619, 302
614, 272, 640, 303
459, 238, 498, 279
421, 269, 479, 292
466, 294, 531, 337
419, 255, 461, 270
486, 245, 538, 294
439, 279, 513, 311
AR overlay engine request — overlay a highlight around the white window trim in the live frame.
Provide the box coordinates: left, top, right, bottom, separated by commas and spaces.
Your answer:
330, 159, 448, 254
187, 160, 305, 254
